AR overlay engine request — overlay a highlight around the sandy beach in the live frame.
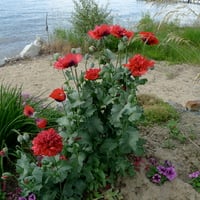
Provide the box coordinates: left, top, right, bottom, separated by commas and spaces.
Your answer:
0, 55, 199, 107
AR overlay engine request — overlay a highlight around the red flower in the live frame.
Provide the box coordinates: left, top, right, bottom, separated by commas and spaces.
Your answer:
54, 53, 82, 70
88, 24, 111, 40
32, 128, 63, 156
110, 25, 134, 40
23, 105, 35, 117
139, 32, 159, 45
49, 88, 66, 102
124, 54, 155, 77
36, 118, 47, 129
84, 68, 101, 80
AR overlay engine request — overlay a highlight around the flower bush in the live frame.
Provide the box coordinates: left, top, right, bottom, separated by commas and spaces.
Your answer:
189, 170, 200, 192
146, 157, 177, 185
15, 24, 159, 199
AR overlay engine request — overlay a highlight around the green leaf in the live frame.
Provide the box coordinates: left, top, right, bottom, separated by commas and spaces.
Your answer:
32, 167, 43, 183
86, 115, 104, 134
78, 152, 86, 168
110, 104, 123, 126
104, 48, 116, 60
127, 126, 139, 152
100, 138, 118, 154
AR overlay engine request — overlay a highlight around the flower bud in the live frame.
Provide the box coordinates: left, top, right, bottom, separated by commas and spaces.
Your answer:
0, 147, 7, 157
88, 46, 96, 53
1, 172, 12, 180
17, 135, 24, 144
53, 53, 60, 61
23, 133, 30, 142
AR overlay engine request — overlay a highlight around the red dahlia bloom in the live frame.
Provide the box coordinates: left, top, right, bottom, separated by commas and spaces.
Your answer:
84, 68, 101, 80
110, 25, 134, 40
88, 24, 111, 40
124, 54, 155, 77
54, 53, 82, 70
23, 105, 35, 117
32, 128, 63, 156
139, 32, 159, 45
49, 88, 66, 102
36, 118, 47, 129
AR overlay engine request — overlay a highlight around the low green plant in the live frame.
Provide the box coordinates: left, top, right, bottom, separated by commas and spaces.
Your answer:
137, 94, 179, 125
167, 119, 186, 143
188, 170, 200, 193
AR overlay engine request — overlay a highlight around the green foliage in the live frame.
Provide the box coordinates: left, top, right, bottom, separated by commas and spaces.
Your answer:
189, 175, 200, 193
167, 119, 186, 143
0, 84, 61, 177
71, 0, 113, 36
16, 24, 155, 199
0, 85, 35, 150
53, 28, 67, 40
137, 94, 179, 125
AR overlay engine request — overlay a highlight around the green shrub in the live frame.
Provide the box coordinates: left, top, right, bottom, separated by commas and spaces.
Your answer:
71, 0, 113, 36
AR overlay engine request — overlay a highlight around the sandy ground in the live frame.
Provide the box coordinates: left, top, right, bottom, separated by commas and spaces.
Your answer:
1, 55, 200, 200
0, 55, 199, 107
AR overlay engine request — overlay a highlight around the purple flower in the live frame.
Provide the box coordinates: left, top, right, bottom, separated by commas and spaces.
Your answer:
164, 167, 177, 181
18, 197, 27, 200
28, 193, 36, 200
152, 174, 161, 183
157, 165, 166, 175
189, 171, 200, 178
148, 157, 158, 166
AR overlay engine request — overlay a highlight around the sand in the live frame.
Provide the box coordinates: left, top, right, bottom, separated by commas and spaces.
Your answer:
0, 55, 199, 107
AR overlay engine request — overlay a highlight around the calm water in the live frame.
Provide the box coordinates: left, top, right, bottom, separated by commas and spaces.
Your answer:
0, 0, 199, 60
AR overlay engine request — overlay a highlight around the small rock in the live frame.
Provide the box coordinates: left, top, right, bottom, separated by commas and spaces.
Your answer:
185, 100, 200, 112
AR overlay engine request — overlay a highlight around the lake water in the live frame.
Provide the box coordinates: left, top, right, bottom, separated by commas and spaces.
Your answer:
0, 0, 199, 60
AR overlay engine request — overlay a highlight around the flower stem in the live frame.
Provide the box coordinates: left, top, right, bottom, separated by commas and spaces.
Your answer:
70, 68, 79, 93
74, 67, 80, 93
62, 70, 67, 82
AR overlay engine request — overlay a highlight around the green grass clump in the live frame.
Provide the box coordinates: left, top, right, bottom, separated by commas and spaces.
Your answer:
0, 85, 36, 150
137, 94, 179, 125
